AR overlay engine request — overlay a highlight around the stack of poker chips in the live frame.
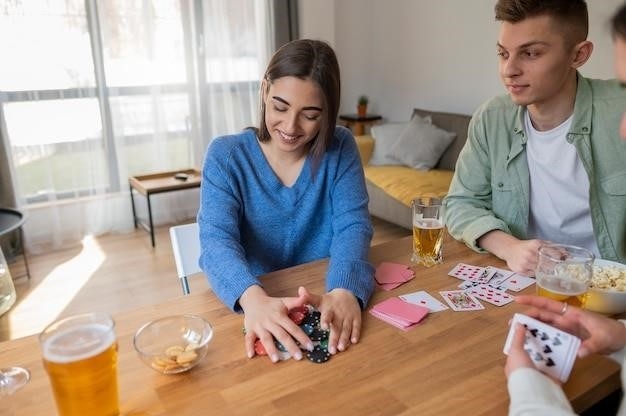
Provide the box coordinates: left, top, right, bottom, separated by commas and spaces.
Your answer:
249, 305, 331, 363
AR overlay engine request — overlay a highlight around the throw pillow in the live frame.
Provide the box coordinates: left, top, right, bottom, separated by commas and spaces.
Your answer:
386, 116, 456, 170
369, 115, 432, 166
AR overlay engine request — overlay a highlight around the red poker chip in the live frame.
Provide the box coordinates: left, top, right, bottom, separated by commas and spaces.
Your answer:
288, 310, 306, 325
254, 339, 267, 356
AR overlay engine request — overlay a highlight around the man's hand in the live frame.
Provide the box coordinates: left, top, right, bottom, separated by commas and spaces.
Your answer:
478, 230, 545, 276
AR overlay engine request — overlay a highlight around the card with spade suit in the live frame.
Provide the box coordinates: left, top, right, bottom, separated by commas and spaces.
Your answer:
503, 313, 580, 382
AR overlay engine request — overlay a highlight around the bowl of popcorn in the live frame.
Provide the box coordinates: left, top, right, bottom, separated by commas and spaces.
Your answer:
585, 259, 626, 315
133, 314, 213, 374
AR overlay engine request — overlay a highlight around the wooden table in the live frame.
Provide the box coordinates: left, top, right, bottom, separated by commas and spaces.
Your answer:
1, 235, 620, 415
129, 169, 201, 247
339, 113, 383, 135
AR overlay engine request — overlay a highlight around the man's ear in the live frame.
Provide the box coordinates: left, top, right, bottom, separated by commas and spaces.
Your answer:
571, 40, 593, 69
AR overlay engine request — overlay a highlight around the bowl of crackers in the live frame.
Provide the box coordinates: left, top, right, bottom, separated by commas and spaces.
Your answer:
585, 259, 626, 315
133, 314, 213, 374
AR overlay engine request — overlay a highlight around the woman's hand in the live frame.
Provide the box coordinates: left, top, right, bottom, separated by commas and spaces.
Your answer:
514, 295, 626, 358
298, 287, 362, 355
239, 285, 314, 363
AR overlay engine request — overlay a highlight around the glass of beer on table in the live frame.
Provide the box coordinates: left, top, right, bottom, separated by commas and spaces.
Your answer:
535, 243, 595, 307
411, 196, 444, 267
39, 312, 119, 416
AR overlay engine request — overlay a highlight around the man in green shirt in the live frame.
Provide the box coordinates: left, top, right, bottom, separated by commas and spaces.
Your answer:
445, 0, 626, 276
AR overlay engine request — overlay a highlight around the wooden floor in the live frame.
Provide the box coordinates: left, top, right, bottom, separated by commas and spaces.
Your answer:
0, 217, 410, 342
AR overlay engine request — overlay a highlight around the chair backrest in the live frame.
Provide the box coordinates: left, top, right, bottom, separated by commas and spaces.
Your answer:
169, 222, 203, 294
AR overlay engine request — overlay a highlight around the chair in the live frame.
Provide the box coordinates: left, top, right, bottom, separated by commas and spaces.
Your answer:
169, 222, 203, 295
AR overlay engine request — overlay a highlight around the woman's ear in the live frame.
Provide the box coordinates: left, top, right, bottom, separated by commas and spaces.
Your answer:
571, 40, 593, 69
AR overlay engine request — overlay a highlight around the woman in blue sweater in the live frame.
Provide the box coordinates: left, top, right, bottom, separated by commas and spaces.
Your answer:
197, 39, 375, 363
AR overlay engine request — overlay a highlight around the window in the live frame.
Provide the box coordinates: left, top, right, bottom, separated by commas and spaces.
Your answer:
0, 0, 272, 203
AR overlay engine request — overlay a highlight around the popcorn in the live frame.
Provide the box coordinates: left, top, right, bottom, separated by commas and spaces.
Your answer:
590, 265, 626, 291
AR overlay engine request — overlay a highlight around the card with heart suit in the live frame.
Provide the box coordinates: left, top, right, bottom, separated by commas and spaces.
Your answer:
439, 290, 485, 311
400, 290, 449, 312
503, 313, 580, 382
369, 297, 430, 331
464, 284, 514, 306
457, 280, 507, 292
448, 263, 496, 284
486, 266, 515, 286
499, 273, 535, 292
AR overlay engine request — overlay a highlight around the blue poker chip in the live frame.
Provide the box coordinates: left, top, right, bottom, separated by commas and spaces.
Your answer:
300, 323, 314, 336
274, 338, 288, 352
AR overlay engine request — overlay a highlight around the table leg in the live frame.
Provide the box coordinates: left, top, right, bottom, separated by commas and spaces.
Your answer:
147, 194, 155, 248
19, 227, 30, 280
130, 183, 138, 229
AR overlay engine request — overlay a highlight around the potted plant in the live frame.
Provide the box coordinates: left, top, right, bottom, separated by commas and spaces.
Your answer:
357, 95, 368, 117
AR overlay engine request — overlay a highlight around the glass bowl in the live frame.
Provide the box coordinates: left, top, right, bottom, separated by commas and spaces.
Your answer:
133, 314, 213, 374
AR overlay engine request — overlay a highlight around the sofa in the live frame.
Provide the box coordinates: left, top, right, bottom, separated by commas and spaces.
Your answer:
355, 108, 472, 229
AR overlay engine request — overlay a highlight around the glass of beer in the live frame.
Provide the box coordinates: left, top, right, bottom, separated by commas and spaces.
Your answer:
411, 197, 444, 267
39, 312, 119, 416
535, 243, 595, 307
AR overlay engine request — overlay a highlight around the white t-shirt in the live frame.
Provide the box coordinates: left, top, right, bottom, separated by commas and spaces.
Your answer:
525, 110, 599, 256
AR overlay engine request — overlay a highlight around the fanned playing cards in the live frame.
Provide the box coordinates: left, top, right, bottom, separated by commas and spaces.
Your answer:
503, 313, 581, 382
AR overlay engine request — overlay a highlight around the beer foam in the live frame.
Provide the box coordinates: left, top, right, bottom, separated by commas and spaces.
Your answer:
414, 218, 443, 229
43, 323, 115, 363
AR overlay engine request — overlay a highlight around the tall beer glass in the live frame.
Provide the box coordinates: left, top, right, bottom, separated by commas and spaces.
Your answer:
39, 312, 119, 416
536, 243, 594, 307
411, 197, 444, 267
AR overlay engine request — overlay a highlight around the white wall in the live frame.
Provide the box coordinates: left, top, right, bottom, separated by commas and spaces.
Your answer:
299, 0, 624, 122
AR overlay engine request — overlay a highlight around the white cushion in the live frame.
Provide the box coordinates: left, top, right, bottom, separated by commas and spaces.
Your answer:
386, 116, 456, 170
369, 115, 432, 166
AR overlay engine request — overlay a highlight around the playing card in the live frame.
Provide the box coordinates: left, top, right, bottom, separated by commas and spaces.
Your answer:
448, 263, 496, 284
439, 290, 484, 311
487, 266, 515, 286
503, 313, 581, 382
369, 297, 430, 331
458, 280, 508, 291
499, 273, 535, 292
375, 262, 414, 291
400, 290, 449, 312
448, 263, 486, 281
464, 284, 514, 306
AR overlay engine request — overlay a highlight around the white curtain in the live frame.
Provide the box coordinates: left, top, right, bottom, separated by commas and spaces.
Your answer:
0, 0, 274, 253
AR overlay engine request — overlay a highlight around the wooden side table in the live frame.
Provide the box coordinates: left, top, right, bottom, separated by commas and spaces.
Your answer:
339, 114, 382, 135
129, 169, 201, 247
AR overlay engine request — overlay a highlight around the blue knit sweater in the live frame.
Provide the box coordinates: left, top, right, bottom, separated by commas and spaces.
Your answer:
197, 126, 375, 312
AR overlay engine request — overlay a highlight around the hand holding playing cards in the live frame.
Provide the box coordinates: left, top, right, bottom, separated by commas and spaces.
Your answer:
504, 323, 557, 381
515, 295, 626, 358
298, 286, 362, 355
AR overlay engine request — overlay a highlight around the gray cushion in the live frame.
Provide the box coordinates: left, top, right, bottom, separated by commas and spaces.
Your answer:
369, 114, 432, 166
386, 115, 456, 170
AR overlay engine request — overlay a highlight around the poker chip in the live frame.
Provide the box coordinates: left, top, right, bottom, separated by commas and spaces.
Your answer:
301, 311, 321, 327
254, 339, 267, 356
306, 346, 331, 363
274, 338, 288, 352
245, 306, 333, 364
300, 323, 314, 336
309, 327, 329, 342
288, 306, 308, 325
319, 338, 329, 350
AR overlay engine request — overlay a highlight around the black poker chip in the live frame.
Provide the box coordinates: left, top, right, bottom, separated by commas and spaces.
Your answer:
309, 327, 329, 342
301, 312, 320, 327
306, 346, 331, 363
274, 339, 288, 352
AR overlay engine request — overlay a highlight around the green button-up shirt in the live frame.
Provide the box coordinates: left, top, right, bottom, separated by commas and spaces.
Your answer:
445, 75, 626, 263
